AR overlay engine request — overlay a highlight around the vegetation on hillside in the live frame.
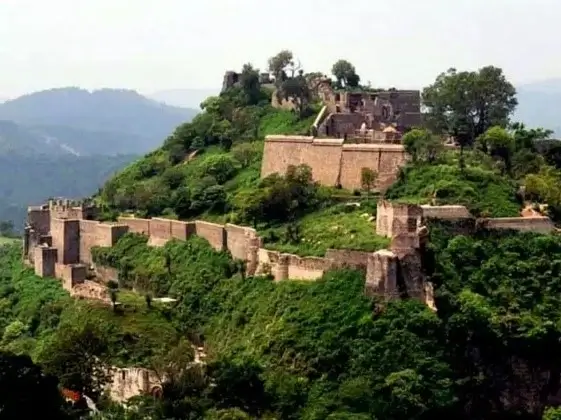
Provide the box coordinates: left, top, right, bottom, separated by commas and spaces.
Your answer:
4, 51, 561, 419
8, 214, 561, 418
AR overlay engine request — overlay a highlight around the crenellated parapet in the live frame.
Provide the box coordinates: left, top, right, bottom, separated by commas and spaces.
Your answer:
48, 198, 98, 220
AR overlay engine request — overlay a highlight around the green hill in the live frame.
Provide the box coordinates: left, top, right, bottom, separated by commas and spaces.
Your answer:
0, 87, 197, 155
5, 58, 561, 419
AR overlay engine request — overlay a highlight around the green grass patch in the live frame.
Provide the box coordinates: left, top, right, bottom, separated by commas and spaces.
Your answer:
385, 152, 521, 217
259, 107, 317, 136
259, 203, 390, 257
0, 236, 20, 246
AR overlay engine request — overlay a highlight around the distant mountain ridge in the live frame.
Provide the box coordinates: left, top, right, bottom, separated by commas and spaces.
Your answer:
513, 79, 561, 137
0, 87, 198, 156
0, 87, 200, 229
148, 88, 219, 109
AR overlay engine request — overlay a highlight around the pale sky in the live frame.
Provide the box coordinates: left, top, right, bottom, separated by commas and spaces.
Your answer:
0, 0, 559, 98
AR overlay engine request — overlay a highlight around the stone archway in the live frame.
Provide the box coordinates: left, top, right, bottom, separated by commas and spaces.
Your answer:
150, 386, 163, 398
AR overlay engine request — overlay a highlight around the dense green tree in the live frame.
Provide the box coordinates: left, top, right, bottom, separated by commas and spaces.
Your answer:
422, 66, 517, 148
476, 126, 515, 172
331, 59, 360, 88
277, 73, 312, 118
239, 63, 262, 106
360, 167, 377, 195
268, 50, 295, 83
402, 128, 442, 163
544, 407, 561, 420
0, 352, 68, 418
37, 321, 113, 401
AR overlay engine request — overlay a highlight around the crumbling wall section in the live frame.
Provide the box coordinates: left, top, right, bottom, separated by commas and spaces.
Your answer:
71, 280, 109, 303
107, 367, 161, 403
256, 249, 333, 281
95, 265, 120, 284
480, 216, 555, 233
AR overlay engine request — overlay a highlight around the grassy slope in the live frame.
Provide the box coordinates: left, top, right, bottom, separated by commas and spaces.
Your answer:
385, 150, 522, 217
99, 107, 390, 257
98, 100, 523, 259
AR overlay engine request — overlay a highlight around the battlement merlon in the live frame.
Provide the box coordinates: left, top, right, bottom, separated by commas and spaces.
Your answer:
48, 198, 95, 211
46, 198, 98, 220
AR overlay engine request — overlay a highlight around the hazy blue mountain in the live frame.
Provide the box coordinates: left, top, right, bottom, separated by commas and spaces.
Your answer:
514, 79, 561, 137
0, 87, 201, 230
0, 87, 198, 155
148, 88, 219, 109
0, 153, 137, 231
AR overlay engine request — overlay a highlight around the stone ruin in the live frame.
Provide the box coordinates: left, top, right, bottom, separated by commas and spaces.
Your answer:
259, 72, 423, 191
23, 198, 128, 303
23, 196, 559, 401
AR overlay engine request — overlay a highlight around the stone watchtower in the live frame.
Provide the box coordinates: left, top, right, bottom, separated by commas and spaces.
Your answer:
367, 200, 434, 308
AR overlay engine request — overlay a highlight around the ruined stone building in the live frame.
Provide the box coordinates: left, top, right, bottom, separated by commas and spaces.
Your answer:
23, 199, 129, 301
260, 73, 422, 191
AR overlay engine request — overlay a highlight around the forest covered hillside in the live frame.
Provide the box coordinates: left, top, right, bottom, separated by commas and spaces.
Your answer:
4, 52, 561, 420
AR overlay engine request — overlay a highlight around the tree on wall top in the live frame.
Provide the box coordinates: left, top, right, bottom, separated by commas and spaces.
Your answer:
331, 59, 361, 89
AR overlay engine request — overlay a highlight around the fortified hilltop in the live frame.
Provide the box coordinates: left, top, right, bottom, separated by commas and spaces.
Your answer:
252, 73, 422, 190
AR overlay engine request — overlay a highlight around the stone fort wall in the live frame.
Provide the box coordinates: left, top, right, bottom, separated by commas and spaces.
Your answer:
26, 199, 557, 302
116, 216, 367, 281
260, 135, 408, 190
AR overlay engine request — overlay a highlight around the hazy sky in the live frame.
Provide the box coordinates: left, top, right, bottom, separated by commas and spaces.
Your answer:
0, 0, 559, 98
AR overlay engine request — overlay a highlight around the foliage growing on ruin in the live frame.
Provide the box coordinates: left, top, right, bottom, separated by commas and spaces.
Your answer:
82, 222, 561, 418
385, 149, 521, 217
260, 202, 389, 256
90, 232, 455, 419
331, 59, 360, 89
0, 243, 183, 371
402, 128, 443, 163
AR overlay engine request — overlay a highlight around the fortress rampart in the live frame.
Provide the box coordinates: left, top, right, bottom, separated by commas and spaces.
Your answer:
24, 198, 557, 401
261, 135, 408, 190
24, 198, 555, 308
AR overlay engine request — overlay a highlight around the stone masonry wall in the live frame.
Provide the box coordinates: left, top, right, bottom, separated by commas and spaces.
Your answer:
51, 218, 80, 265
194, 221, 226, 251
34, 246, 57, 277
480, 216, 555, 233
31, 200, 558, 312
261, 135, 408, 190
27, 206, 50, 235
107, 367, 161, 403
325, 249, 373, 271
79, 220, 99, 265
